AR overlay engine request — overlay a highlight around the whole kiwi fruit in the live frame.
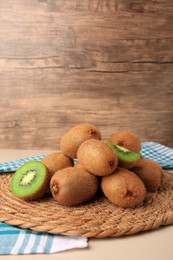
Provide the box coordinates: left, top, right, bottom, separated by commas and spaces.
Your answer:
74, 162, 103, 195
101, 167, 147, 208
77, 139, 118, 176
131, 159, 163, 192
108, 131, 141, 153
60, 123, 101, 158
50, 167, 98, 206
42, 152, 74, 177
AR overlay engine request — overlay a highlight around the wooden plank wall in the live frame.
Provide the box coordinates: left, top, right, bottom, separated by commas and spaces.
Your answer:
0, 0, 173, 149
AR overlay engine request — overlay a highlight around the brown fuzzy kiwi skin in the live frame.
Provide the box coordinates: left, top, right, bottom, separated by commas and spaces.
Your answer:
74, 162, 86, 171
118, 158, 139, 170
60, 123, 101, 159
42, 152, 74, 177
18, 167, 50, 201
74, 163, 103, 195
131, 159, 163, 192
101, 167, 147, 208
77, 139, 118, 177
50, 167, 98, 206
108, 131, 141, 153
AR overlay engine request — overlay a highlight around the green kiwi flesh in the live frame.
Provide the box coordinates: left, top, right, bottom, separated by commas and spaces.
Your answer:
107, 141, 140, 162
11, 161, 50, 201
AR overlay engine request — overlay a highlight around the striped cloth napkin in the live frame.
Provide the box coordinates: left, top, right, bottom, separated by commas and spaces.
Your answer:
0, 141, 172, 255
141, 142, 173, 168
0, 223, 87, 255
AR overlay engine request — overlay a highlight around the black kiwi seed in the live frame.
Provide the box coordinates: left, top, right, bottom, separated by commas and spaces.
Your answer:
19, 169, 37, 186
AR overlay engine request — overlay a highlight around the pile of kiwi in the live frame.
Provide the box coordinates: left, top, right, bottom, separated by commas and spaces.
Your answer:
11, 123, 164, 209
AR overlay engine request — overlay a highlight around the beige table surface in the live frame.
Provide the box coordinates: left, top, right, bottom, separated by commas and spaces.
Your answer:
0, 149, 173, 260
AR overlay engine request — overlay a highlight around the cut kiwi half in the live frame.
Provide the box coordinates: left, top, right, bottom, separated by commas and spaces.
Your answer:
11, 161, 50, 201
107, 141, 140, 162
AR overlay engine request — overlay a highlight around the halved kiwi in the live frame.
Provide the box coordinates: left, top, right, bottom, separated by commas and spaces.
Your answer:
107, 141, 141, 169
107, 141, 140, 161
11, 161, 50, 201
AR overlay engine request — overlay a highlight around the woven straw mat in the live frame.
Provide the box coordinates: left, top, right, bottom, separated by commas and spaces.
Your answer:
0, 171, 173, 238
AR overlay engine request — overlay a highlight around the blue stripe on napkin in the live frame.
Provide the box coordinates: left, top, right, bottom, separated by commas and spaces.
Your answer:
141, 142, 173, 168
0, 223, 88, 255
0, 154, 48, 173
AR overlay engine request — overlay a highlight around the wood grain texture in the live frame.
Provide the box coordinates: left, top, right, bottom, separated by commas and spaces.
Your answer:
0, 0, 173, 149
